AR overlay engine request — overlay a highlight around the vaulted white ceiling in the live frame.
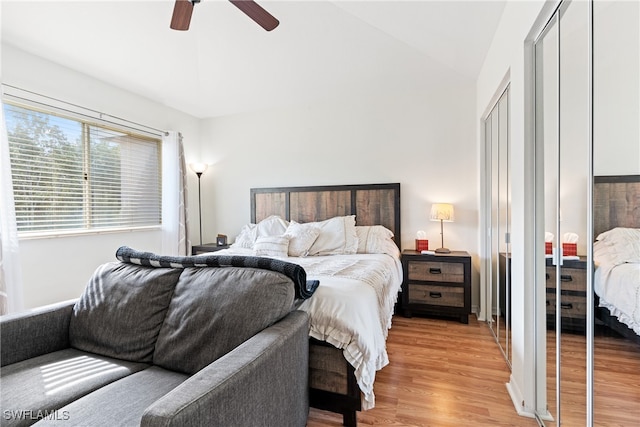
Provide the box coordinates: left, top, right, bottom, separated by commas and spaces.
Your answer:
1, 0, 506, 118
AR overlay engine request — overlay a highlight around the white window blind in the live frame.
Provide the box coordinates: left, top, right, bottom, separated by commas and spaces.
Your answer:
3, 102, 161, 235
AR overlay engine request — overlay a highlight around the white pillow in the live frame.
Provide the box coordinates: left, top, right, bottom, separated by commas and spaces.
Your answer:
595, 227, 640, 265
307, 215, 358, 256
231, 215, 289, 249
284, 221, 321, 257
253, 235, 290, 258
255, 215, 289, 238
355, 225, 395, 254
231, 223, 257, 249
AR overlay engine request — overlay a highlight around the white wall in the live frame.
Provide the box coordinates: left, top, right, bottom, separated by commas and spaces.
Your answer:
476, 0, 549, 418
594, 0, 640, 176
2, 40, 484, 312
198, 68, 482, 309
1, 44, 201, 309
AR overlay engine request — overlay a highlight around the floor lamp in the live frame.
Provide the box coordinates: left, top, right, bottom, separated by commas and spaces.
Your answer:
189, 163, 208, 245
430, 203, 455, 254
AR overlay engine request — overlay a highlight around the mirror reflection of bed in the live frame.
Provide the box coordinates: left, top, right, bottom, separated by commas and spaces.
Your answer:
592, 175, 640, 424
543, 176, 640, 427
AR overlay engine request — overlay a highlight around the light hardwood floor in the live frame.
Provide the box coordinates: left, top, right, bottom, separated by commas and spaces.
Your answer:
307, 315, 640, 426
307, 315, 539, 427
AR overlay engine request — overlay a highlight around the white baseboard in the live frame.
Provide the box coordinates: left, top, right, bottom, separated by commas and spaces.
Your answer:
506, 378, 537, 419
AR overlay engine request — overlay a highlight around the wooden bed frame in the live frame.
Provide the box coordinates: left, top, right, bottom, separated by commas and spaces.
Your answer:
250, 182, 401, 427
593, 174, 640, 344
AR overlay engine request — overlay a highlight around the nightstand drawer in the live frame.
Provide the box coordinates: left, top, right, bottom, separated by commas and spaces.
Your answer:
545, 267, 586, 293
546, 293, 587, 319
407, 261, 464, 283
408, 284, 464, 307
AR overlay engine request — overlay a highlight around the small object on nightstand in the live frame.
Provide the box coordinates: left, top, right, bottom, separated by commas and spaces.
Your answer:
216, 234, 228, 246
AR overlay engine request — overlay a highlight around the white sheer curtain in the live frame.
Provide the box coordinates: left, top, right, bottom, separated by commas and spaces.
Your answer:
0, 100, 24, 314
162, 131, 190, 256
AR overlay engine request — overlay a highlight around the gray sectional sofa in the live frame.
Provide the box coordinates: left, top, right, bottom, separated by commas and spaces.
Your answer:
1, 247, 317, 427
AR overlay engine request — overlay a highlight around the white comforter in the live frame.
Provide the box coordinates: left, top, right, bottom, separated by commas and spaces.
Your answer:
211, 248, 403, 410
594, 261, 640, 336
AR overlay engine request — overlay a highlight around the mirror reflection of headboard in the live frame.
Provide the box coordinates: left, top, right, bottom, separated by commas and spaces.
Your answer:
594, 175, 640, 237
250, 183, 401, 249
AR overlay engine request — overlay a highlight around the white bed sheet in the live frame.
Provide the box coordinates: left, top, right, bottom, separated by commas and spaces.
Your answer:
210, 247, 403, 410
594, 260, 640, 336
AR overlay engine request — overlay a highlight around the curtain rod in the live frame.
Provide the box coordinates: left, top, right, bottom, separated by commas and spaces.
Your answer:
1, 83, 169, 137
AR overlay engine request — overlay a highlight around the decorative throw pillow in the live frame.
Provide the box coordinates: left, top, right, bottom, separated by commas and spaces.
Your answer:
255, 215, 289, 238
231, 215, 289, 249
231, 223, 257, 249
355, 225, 395, 254
307, 215, 358, 256
253, 235, 290, 258
284, 221, 321, 257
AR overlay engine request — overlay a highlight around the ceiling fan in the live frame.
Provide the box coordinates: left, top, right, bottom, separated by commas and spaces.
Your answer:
170, 0, 279, 32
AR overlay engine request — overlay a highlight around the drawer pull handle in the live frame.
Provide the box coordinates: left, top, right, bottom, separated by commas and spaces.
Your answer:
546, 300, 550, 306
429, 268, 442, 274
429, 292, 443, 299
560, 275, 573, 282
561, 302, 573, 310
546, 273, 550, 280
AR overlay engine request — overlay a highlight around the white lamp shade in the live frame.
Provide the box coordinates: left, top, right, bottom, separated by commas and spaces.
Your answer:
189, 163, 209, 174
430, 203, 455, 222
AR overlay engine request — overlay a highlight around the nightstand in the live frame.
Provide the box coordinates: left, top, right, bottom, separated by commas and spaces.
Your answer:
546, 256, 587, 332
401, 250, 472, 324
191, 243, 230, 255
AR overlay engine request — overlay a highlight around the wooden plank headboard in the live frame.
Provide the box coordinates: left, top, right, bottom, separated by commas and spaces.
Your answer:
250, 183, 401, 248
594, 175, 640, 237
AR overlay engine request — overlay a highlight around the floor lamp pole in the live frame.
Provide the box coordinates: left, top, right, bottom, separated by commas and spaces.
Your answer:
196, 172, 203, 245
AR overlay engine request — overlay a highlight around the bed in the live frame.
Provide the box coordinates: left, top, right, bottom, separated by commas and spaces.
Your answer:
593, 175, 640, 344
214, 183, 402, 426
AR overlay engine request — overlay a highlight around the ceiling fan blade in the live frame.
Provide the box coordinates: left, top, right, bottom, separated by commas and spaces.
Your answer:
170, 0, 195, 31
229, 0, 279, 31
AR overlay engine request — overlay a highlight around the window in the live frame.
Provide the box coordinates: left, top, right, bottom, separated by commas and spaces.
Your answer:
3, 102, 161, 236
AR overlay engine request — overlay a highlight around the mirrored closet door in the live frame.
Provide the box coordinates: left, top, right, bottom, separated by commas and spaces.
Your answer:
592, 0, 640, 425
484, 86, 511, 366
535, 2, 590, 424
534, 0, 640, 425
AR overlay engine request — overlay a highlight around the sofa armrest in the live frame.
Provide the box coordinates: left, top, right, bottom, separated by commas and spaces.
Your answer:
141, 310, 310, 427
0, 299, 76, 366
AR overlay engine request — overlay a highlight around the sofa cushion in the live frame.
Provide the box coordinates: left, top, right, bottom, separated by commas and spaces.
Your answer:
69, 262, 182, 363
33, 366, 187, 426
153, 266, 295, 374
0, 348, 149, 427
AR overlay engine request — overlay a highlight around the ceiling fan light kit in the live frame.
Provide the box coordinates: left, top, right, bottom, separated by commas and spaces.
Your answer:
170, 0, 279, 32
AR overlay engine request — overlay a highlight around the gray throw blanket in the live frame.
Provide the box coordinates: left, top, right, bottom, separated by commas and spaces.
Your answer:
115, 246, 319, 299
